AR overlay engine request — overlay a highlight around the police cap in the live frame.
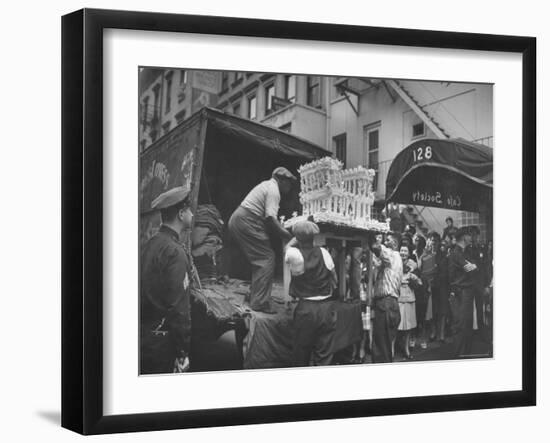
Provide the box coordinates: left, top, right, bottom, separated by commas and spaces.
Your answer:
151, 185, 191, 210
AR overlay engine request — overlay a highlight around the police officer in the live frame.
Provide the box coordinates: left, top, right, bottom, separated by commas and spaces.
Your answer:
465, 225, 489, 331
140, 185, 194, 374
448, 227, 478, 358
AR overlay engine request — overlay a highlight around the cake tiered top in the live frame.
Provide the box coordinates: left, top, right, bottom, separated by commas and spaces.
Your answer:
283, 156, 389, 233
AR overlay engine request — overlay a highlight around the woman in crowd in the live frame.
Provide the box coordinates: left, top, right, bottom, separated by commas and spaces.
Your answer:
408, 236, 425, 349
397, 242, 421, 359
417, 235, 437, 347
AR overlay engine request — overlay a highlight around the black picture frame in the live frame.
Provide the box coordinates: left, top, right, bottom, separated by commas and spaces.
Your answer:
61, 8, 536, 435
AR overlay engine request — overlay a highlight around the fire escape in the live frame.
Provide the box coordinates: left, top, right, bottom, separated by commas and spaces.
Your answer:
335, 77, 451, 235
386, 80, 450, 235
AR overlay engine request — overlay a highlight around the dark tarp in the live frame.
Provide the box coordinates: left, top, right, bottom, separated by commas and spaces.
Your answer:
140, 107, 331, 216
204, 107, 331, 160
243, 300, 363, 369
140, 107, 331, 275
385, 138, 493, 212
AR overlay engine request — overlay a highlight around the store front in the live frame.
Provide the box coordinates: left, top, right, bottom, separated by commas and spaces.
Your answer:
385, 138, 493, 240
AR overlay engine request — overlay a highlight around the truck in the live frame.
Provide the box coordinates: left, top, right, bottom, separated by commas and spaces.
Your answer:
139, 107, 332, 370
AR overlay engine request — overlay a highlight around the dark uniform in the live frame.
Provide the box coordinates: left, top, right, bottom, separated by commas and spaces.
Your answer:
465, 244, 488, 330
140, 225, 192, 374
432, 250, 450, 322
448, 245, 478, 357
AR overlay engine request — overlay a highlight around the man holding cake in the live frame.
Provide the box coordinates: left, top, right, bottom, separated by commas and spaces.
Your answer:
228, 167, 296, 314
284, 220, 338, 366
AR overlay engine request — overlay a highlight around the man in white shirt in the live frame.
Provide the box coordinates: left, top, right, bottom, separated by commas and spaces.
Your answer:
369, 232, 403, 363
228, 167, 296, 314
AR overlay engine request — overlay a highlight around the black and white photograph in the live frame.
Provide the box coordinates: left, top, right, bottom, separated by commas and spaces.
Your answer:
138, 68, 494, 374
0, 0, 545, 439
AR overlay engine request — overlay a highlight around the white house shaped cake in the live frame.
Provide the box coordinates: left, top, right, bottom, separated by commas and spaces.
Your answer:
283, 157, 389, 232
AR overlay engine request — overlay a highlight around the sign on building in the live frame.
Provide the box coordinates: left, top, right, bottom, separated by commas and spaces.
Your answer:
192, 71, 220, 94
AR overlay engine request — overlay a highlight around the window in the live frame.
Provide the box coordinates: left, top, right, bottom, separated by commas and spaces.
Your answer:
162, 121, 171, 135
179, 70, 187, 86
412, 122, 425, 138
165, 71, 173, 114
285, 75, 296, 103
248, 95, 257, 120
221, 72, 229, 92
233, 101, 241, 116
175, 109, 187, 125
150, 128, 158, 143
265, 84, 275, 115
333, 134, 347, 168
459, 211, 487, 243
152, 84, 160, 121
307, 76, 321, 108
364, 124, 380, 191
279, 123, 292, 133
141, 96, 149, 129
233, 72, 244, 85
177, 70, 187, 104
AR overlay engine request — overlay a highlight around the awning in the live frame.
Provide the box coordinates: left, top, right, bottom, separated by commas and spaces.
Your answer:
140, 107, 331, 219
385, 138, 493, 212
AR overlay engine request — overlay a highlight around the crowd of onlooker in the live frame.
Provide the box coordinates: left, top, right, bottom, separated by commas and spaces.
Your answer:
348, 216, 493, 363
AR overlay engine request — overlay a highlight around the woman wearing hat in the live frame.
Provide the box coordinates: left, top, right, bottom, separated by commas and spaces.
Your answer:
285, 220, 338, 366
228, 167, 296, 314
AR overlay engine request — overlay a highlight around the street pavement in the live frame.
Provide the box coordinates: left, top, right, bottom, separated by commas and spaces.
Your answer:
363, 328, 493, 364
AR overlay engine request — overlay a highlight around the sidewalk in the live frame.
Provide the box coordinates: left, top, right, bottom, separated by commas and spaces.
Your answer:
361, 329, 493, 364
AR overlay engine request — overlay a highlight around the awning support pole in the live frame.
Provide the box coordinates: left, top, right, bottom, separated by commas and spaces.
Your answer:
339, 89, 359, 116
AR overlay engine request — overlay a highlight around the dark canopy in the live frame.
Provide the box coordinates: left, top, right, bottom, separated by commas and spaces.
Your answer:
385, 138, 493, 212
204, 107, 331, 160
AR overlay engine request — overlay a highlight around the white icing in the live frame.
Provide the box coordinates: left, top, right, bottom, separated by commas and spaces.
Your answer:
286, 157, 390, 233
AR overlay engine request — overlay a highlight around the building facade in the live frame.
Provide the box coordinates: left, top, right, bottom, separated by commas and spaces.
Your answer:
216, 71, 332, 149
328, 78, 493, 238
215, 72, 493, 238
139, 68, 493, 240
139, 68, 221, 152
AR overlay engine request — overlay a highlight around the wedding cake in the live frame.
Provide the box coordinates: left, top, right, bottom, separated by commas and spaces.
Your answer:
283, 157, 389, 232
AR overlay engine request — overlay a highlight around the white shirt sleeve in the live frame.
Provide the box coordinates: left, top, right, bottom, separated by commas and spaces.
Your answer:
264, 179, 281, 218
320, 247, 335, 271
285, 247, 305, 276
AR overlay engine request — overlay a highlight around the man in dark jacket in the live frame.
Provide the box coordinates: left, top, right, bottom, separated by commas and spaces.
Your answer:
465, 226, 490, 332
140, 186, 194, 374
448, 227, 479, 358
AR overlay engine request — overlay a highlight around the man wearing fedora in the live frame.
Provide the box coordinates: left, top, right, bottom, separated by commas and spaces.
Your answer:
448, 226, 479, 358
